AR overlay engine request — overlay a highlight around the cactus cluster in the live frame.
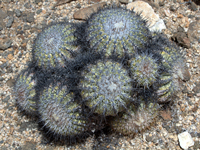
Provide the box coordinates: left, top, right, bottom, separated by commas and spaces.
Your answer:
14, 7, 189, 144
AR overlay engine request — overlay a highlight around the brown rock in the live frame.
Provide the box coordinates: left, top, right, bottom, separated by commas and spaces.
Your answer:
73, 2, 106, 20
7, 54, 13, 60
172, 32, 190, 48
160, 110, 172, 121
181, 67, 191, 82
54, 0, 74, 7
187, 20, 200, 44
0, 58, 7, 63
6, 78, 15, 87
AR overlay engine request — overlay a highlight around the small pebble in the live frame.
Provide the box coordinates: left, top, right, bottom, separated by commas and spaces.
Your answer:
178, 131, 194, 150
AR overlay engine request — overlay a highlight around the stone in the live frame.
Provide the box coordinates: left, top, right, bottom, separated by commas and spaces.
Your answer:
15, 9, 21, 17
178, 131, 194, 150
35, 0, 43, 4
54, 0, 74, 7
0, 9, 7, 20
6, 16, 14, 28
189, 2, 198, 11
119, 0, 129, 4
160, 110, 172, 121
6, 78, 15, 87
21, 141, 37, 150
73, 2, 106, 20
127, 1, 166, 32
26, 12, 35, 23
88, 0, 101, 4
187, 20, 200, 44
3, 95, 10, 103
0, 39, 12, 50
7, 11, 14, 16
23, 24, 31, 30
172, 31, 190, 48
193, 82, 200, 93
24, 3, 31, 9
7, 54, 13, 60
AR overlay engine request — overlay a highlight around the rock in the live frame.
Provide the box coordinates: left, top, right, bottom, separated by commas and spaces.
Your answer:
119, 0, 129, 4
0, 9, 7, 20
15, 9, 21, 17
160, 110, 172, 121
193, 141, 200, 149
187, 20, 200, 44
0, 39, 12, 50
3, 95, 10, 103
23, 24, 31, 30
7, 54, 13, 60
73, 2, 106, 20
24, 3, 31, 9
6, 78, 15, 87
178, 131, 194, 150
54, 0, 75, 7
88, 0, 101, 3
26, 12, 35, 23
127, 1, 166, 32
169, 5, 176, 11
35, 0, 43, 4
36, 9, 42, 14
172, 31, 190, 48
189, 2, 198, 11
75, 3, 81, 8
6, 16, 14, 28
150, 19, 166, 33
7, 11, 14, 16
0, 24, 3, 31
193, 82, 200, 93
21, 141, 37, 150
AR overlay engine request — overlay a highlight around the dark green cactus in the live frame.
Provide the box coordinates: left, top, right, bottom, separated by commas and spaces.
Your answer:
80, 60, 132, 116
38, 83, 88, 137
85, 7, 151, 58
33, 22, 78, 70
14, 68, 37, 115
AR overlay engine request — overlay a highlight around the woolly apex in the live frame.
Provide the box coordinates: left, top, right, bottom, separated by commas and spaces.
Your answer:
85, 7, 151, 58
38, 82, 88, 138
32, 22, 78, 70
14, 67, 37, 116
80, 59, 133, 117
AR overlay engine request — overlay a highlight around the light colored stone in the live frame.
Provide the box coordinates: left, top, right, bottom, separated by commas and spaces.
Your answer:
178, 131, 194, 150
127, 1, 166, 32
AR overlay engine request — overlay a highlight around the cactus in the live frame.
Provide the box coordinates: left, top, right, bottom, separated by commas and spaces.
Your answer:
80, 60, 132, 116
85, 7, 151, 58
150, 33, 190, 103
32, 22, 78, 70
129, 53, 159, 88
13, 7, 190, 144
110, 99, 159, 136
38, 83, 88, 137
14, 68, 37, 115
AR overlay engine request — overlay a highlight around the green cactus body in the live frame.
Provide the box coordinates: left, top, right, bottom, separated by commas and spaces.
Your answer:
157, 57, 188, 103
110, 101, 159, 136
130, 54, 159, 88
33, 22, 78, 70
80, 60, 132, 116
86, 7, 150, 58
14, 69, 37, 114
38, 83, 88, 136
